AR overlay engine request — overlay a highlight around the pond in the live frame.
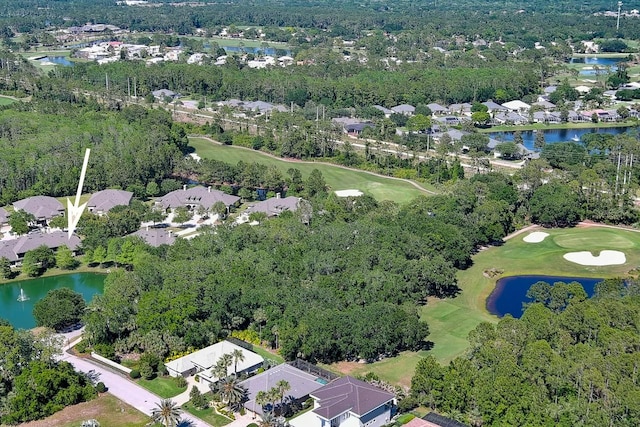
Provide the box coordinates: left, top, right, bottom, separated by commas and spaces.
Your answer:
0, 273, 106, 329
569, 57, 627, 66
39, 56, 74, 66
222, 46, 291, 56
486, 275, 603, 318
489, 127, 633, 150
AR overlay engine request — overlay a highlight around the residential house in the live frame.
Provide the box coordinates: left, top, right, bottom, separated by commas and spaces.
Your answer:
87, 189, 133, 215
0, 231, 81, 266
245, 195, 300, 218
13, 196, 64, 225
492, 111, 528, 125
240, 363, 325, 415
532, 100, 556, 110
426, 103, 449, 115
158, 186, 240, 212
532, 111, 561, 124
372, 105, 393, 117
152, 89, 178, 100
128, 228, 176, 247
391, 104, 415, 116
543, 85, 557, 94
345, 122, 374, 135
447, 103, 472, 116
501, 100, 531, 113
165, 340, 263, 383
481, 101, 508, 113
289, 376, 395, 427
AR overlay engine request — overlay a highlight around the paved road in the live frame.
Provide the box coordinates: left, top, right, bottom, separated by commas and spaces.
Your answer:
58, 335, 211, 427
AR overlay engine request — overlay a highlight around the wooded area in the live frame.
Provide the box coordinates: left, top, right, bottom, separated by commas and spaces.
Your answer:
410, 280, 640, 426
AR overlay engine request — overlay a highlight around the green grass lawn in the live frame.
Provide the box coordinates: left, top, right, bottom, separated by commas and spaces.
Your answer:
0, 96, 16, 106
182, 402, 233, 427
329, 225, 640, 386
188, 137, 430, 204
137, 376, 187, 398
251, 345, 285, 364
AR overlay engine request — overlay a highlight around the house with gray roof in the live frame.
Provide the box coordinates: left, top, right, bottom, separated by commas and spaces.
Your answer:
243, 100, 276, 113
372, 105, 393, 117
532, 100, 556, 110
391, 104, 415, 115
448, 103, 472, 115
129, 228, 176, 247
13, 196, 64, 224
241, 363, 325, 416
245, 196, 300, 218
152, 89, 178, 99
427, 103, 449, 115
482, 101, 508, 112
158, 186, 240, 212
289, 376, 394, 427
0, 207, 9, 226
87, 189, 133, 215
0, 231, 81, 265
493, 111, 528, 125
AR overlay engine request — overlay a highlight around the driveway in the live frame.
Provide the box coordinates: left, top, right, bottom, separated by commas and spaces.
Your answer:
58, 336, 210, 427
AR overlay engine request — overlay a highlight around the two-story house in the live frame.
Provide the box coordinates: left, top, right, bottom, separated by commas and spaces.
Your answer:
289, 376, 395, 427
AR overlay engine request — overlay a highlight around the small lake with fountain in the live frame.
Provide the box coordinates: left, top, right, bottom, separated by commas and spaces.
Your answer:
0, 273, 105, 329
486, 275, 603, 318
489, 127, 634, 151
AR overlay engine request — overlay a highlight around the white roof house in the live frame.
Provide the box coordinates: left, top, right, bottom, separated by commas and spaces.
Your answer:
165, 340, 263, 382
502, 100, 531, 112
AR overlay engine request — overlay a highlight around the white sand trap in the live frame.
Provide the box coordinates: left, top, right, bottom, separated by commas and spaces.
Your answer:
523, 231, 549, 243
563, 250, 626, 266
335, 189, 363, 197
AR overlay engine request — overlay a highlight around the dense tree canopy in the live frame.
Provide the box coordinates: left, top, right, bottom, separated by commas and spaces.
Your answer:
33, 288, 87, 331
409, 284, 640, 426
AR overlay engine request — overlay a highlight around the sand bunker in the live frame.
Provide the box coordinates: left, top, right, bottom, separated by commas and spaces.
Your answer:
335, 189, 364, 197
563, 250, 626, 266
523, 231, 549, 243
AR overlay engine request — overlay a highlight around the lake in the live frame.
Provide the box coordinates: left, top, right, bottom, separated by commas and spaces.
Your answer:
0, 273, 106, 329
489, 127, 633, 150
486, 275, 603, 318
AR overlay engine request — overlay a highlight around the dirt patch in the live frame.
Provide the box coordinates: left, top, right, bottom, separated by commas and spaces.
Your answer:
329, 361, 365, 377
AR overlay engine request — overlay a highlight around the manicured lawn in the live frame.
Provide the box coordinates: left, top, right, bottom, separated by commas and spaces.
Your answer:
0, 96, 16, 105
137, 376, 187, 398
188, 137, 431, 204
18, 393, 148, 427
182, 402, 233, 427
251, 345, 285, 364
330, 225, 640, 385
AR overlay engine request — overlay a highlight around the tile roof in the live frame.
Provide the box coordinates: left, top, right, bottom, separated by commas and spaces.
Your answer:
240, 364, 324, 415
245, 196, 300, 217
13, 196, 64, 220
0, 231, 81, 262
88, 189, 133, 213
311, 376, 394, 420
129, 228, 176, 247
158, 186, 240, 211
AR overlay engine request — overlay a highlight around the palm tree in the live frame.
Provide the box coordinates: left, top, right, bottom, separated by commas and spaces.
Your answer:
231, 348, 245, 376
220, 353, 233, 375
217, 376, 248, 412
255, 390, 269, 411
275, 380, 290, 407
150, 399, 182, 427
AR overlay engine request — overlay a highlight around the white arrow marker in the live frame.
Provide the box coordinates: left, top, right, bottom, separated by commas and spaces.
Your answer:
67, 148, 91, 239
